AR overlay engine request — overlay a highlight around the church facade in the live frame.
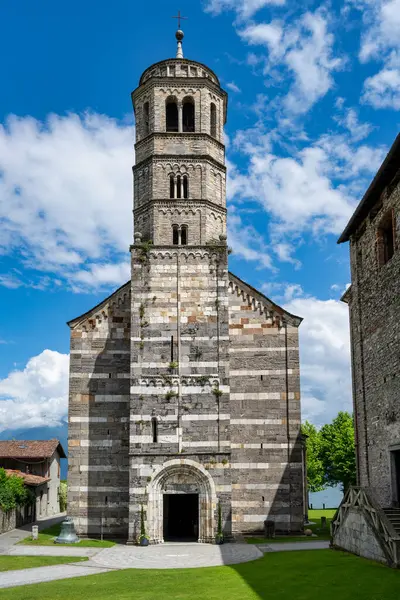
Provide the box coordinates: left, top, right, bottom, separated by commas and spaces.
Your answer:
67, 31, 304, 543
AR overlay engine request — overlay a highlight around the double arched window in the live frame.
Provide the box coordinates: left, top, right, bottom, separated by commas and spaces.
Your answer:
172, 224, 188, 246
210, 103, 217, 138
169, 174, 189, 199
165, 96, 195, 132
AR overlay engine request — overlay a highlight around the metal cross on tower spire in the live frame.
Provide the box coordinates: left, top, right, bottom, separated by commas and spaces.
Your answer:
172, 10, 188, 30
172, 10, 187, 59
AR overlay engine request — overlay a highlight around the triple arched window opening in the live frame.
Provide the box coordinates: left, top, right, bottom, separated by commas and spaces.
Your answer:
170, 174, 189, 199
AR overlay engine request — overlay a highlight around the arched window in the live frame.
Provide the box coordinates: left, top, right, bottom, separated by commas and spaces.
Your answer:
181, 225, 188, 246
176, 175, 182, 199
183, 175, 189, 199
169, 175, 175, 199
172, 225, 179, 245
182, 97, 195, 132
166, 98, 178, 132
210, 103, 217, 138
151, 417, 158, 443
144, 102, 150, 135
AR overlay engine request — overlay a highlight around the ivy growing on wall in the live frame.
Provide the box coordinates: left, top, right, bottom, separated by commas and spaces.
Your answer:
0, 468, 34, 513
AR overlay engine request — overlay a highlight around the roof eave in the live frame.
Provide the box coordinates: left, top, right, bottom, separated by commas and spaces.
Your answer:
338, 132, 400, 244
67, 281, 130, 329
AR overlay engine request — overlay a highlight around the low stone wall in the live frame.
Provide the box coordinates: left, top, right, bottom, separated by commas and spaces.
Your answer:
0, 506, 34, 534
332, 508, 387, 564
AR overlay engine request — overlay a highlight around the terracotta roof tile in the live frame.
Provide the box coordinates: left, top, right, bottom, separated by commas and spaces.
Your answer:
4, 469, 50, 487
0, 439, 66, 459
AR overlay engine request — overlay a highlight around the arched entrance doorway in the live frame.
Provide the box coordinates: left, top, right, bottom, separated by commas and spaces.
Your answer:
147, 459, 217, 543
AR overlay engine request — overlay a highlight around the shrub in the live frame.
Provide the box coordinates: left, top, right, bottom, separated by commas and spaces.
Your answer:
0, 468, 34, 512
59, 481, 67, 512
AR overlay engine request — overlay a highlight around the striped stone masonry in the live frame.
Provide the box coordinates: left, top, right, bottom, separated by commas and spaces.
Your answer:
66, 50, 304, 543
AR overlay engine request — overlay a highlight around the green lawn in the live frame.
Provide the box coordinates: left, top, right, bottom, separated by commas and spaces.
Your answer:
245, 508, 336, 544
0, 556, 88, 572
18, 524, 115, 548
1, 550, 399, 599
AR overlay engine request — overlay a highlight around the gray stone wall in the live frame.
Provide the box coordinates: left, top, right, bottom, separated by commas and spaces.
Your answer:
128, 244, 231, 542
228, 275, 303, 533
347, 177, 400, 507
333, 508, 387, 564
67, 51, 304, 541
67, 284, 131, 538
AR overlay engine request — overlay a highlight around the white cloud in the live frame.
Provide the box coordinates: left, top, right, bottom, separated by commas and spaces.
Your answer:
351, 0, 400, 109
0, 350, 69, 432
284, 295, 352, 425
362, 68, 400, 109
71, 261, 131, 292
228, 206, 275, 269
358, 0, 400, 63
261, 281, 304, 302
0, 112, 134, 289
240, 11, 343, 114
228, 129, 386, 249
204, 0, 285, 19
226, 81, 242, 93
335, 107, 373, 142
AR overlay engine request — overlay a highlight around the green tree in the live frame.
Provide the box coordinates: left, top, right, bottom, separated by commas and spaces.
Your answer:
0, 468, 34, 512
319, 411, 356, 492
301, 421, 325, 493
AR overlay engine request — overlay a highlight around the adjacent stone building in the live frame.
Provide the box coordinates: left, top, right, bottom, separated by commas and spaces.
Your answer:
67, 30, 304, 543
0, 439, 66, 518
332, 134, 400, 565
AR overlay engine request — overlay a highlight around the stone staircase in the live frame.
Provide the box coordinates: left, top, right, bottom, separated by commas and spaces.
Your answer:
382, 508, 400, 538
331, 487, 400, 567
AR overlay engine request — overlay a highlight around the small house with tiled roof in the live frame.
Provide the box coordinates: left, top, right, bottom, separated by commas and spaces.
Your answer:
0, 439, 66, 518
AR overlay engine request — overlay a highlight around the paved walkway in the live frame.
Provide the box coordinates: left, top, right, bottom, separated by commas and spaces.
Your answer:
91, 542, 263, 570
0, 513, 65, 554
0, 525, 330, 589
0, 563, 111, 589
258, 541, 330, 552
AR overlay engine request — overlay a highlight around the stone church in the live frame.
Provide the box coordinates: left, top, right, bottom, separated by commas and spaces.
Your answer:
332, 134, 400, 565
67, 29, 304, 543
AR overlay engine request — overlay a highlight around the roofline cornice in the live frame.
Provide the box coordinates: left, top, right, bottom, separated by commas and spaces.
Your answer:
135, 131, 226, 153
133, 198, 227, 215
132, 152, 226, 173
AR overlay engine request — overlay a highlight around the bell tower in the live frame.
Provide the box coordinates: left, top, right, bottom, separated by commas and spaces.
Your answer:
128, 28, 232, 544
131, 27, 227, 247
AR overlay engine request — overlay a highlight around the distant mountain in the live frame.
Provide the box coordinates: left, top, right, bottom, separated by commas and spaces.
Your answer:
0, 423, 68, 479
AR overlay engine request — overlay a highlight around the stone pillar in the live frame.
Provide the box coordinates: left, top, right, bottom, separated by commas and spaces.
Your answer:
178, 103, 183, 133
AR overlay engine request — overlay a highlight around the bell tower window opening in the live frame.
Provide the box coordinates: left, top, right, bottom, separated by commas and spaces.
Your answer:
172, 225, 188, 246
176, 175, 182, 199
170, 175, 175, 199
172, 225, 179, 245
166, 98, 179, 132
143, 102, 150, 135
183, 175, 189, 199
377, 210, 395, 266
182, 97, 195, 132
151, 417, 158, 443
181, 225, 188, 246
210, 103, 217, 138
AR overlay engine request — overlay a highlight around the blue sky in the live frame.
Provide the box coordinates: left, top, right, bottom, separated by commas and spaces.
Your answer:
0, 0, 399, 439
